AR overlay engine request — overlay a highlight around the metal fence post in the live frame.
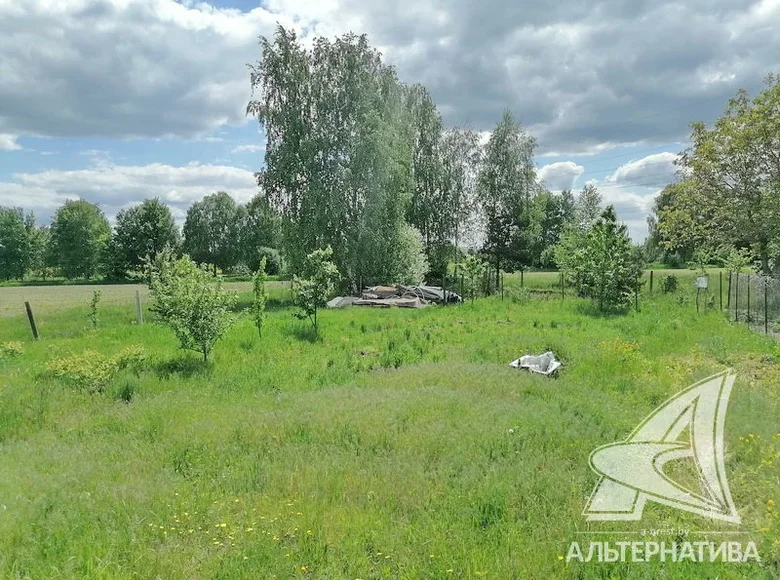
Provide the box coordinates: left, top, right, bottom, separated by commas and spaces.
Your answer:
719, 272, 723, 311
747, 274, 751, 323
734, 273, 739, 322
649, 270, 654, 294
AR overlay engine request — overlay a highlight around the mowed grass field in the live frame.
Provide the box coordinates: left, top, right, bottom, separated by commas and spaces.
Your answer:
0, 270, 778, 579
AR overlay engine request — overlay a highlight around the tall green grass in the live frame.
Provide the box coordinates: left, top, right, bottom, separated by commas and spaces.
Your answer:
0, 280, 777, 579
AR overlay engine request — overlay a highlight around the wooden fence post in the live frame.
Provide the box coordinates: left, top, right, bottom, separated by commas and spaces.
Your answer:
25, 301, 39, 340
649, 270, 654, 294
747, 274, 751, 323
719, 271, 723, 311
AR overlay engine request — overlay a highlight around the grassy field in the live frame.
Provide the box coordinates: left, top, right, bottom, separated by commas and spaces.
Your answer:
0, 270, 777, 579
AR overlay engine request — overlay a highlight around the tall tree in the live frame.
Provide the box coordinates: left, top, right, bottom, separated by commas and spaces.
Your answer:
477, 110, 537, 283
183, 192, 242, 274
248, 26, 426, 287
440, 127, 482, 250
107, 198, 180, 278
50, 200, 111, 279
0, 207, 32, 281
406, 85, 447, 273
239, 193, 282, 272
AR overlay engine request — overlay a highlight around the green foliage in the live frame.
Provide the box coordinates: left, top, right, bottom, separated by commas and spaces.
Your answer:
50, 199, 111, 279
561, 206, 644, 311
0, 341, 24, 357
240, 194, 282, 272
249, 27, 442, 286
183, 192, 243, 274
662, 274, 679, 294
46, 345, 146, 394
723, 247, 754, 274
106, 198, 180, 279
292, 246, 339, 332
391, 224, 429, 285
477, 110, 537, 275
0, 207, 34, 281
89, 289, 101, 329
252, 258, 268, 338
666, 76, 780, 274
148, 249, 238, 361
459, 254, 487, 304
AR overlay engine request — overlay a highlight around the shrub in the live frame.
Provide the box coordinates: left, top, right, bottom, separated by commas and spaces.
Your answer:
559, 206, 643, 311
89, 289, 102, 329
46, 345, 147, 393
148, 249, 238, 361
0, 341, 24, 357
293, 246, 339, 333
459, 255, 487, 304
662, 274, 679, 293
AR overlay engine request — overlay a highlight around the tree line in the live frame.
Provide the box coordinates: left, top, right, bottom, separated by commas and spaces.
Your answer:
2, 25, 641, 293
0, 192, 281, 282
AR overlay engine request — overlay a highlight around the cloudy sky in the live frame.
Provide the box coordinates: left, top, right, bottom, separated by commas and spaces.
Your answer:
1, 0, 778, 240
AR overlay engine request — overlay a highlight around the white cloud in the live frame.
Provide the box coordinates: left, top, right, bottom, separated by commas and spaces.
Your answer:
0, 134, 22, 151
537, 161, 584, 190
607, 152, 680, 186
0, 0, 286, 140
0, 162, 258, 224
231, 144, 265, 154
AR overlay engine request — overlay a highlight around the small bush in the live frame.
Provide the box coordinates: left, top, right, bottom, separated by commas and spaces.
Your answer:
662, 274, 679, 293
46, 346, 147, 393
0, 341, 24, 357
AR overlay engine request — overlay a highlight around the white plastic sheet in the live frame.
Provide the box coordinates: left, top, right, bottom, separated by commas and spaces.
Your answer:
509, 351, 561, 376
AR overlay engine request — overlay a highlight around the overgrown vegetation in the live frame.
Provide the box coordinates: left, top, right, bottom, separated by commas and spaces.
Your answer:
292, 246, 339, 333
251, 257, 268, 338
0, 271, 777, 578
148, 250, 237, 361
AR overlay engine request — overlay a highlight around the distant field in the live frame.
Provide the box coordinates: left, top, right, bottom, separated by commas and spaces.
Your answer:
0, 281, 288, 318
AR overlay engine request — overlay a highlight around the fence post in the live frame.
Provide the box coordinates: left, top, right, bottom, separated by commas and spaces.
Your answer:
734, 274, 739, 322
747, 274, 751, 324
520, 270, 524, 288
560, 272, 565, 300
24, 301, 39, 340
135, 290, 144, 325
501, 272, 504, 301
765, 279, 769, 334
726, 272, 731, 310
719, 271, 723, 311
649, 270, 654, 294
635, 276, 640, 312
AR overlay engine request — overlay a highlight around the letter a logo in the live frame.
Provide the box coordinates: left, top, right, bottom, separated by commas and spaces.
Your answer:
583, 371, 740, 524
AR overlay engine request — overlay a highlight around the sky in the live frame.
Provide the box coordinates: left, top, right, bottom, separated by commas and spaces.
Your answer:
1, 0, 778, 241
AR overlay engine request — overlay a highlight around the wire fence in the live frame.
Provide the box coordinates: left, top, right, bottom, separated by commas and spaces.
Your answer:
727, 272, 780, 335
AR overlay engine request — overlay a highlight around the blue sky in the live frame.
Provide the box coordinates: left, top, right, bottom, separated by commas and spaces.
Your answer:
1, 0, 777, 240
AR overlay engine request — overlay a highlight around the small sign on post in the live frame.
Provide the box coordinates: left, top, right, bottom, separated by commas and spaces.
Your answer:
695, 276, 709, 290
